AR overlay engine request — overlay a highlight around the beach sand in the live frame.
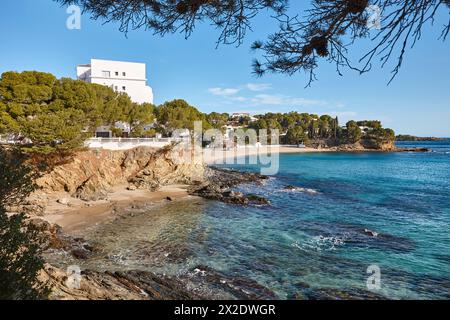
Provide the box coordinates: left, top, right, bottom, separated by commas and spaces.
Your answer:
202, 145, 328, 164
42, 184, 194, 233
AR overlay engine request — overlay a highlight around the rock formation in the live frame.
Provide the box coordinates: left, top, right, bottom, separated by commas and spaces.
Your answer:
36, 144, 205, 202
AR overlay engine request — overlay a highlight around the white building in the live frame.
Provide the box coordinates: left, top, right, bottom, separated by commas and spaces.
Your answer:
77, 59, 154, 104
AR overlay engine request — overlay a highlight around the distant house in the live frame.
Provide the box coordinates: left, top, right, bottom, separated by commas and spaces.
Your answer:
231, 112, 258, 122
172, 128, 190, 140
77, 59, 154, 104
115, 121, 131, 135
232, 112, 250, 118
95, 126, 112, 138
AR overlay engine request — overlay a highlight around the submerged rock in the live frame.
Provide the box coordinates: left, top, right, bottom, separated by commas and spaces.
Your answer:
187, 265, 277, 300
304, 287, 387, 300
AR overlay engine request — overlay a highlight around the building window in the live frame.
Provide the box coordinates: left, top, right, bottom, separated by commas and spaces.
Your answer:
115, 71, 119, 76
122, 86, 126, 91
102, 71, 111, 78
122, 72, 126, 76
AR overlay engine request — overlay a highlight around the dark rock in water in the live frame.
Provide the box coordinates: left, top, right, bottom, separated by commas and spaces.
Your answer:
305, 287, 387, 300
83, 244, 95, 252
363, 228, 379, 237
294, 281, 311, 290
397, 147, 429, 152
247, 194, 270, 205
188, 265, 277, 300
189, 183, 270, 206
291, 292, 307, 300
284, 185, 299, 190
71, 248, 90, 260
188, 167, 271, 206
166, 196, 173, 201
108, 270, 204, 300
205, 167, 269, 189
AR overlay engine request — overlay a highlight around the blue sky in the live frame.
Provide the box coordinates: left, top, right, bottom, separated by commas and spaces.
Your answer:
0, 0, 449, 136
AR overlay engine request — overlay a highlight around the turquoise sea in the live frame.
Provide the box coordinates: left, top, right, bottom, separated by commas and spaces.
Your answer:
52, 140, 450, 299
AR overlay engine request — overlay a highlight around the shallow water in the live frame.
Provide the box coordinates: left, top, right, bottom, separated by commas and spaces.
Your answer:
47, 140, 450, 299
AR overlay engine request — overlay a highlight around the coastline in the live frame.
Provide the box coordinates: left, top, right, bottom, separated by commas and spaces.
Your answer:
29, 144, 435, 300
37, 145, 429, 232
202, 145, 427, 164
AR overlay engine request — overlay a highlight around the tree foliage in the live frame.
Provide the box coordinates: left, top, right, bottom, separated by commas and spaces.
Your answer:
346, 120, 363, 143
56, 0, 450, 84
248, 111, 394, 145
285, 126, 308, 145
0, 148, 50, 300
155, 99, 211, 133
0, 71, 155, 154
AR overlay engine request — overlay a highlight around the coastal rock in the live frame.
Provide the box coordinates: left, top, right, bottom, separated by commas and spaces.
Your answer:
304, 287, 387, 300
71, 248, 90, 260
27, 218, 68, 250
397, 147, 429, 152
188, 167, 270, 206
34, 146, 205, 209
41, 264, 205, 300
188, 265, 277, 300
189, 183, 270, 206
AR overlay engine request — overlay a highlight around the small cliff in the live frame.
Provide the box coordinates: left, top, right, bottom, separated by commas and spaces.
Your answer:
36, 145, 205, 201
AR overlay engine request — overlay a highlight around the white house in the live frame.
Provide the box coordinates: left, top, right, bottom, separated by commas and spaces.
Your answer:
77, 59, 154, 104
231, 112, 258, 122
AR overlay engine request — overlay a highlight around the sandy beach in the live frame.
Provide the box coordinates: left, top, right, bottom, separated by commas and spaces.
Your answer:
202, 145, 329, 164
42, 184, 194, 233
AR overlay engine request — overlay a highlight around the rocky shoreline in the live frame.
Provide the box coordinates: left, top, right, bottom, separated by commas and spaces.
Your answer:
26, 146, 274, 299
24, 145, 419, 300
188, 167, 270, 205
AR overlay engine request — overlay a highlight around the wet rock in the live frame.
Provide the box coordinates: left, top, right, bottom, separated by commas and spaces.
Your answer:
42, 264, 206, 300
188, 265, 277, 300
284, 185, 298, 190
71, 248, 90, 260
166, 196, 173, 201
305, 287, 387, 300
363, 228, 379, 237
397, 147, 429, 152
189, 183, 269, 206
247, 194, 270, 205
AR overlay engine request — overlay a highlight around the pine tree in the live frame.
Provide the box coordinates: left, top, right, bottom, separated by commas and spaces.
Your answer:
0, 148, 50, 300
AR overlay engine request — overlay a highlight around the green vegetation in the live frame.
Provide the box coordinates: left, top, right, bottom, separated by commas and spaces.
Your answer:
396, 135, 446, 142
1, 71, 395, 154
247, 112, 395, 147
155, 99, 211, 134
0, 148, 50, 299
0, 71, 155, 154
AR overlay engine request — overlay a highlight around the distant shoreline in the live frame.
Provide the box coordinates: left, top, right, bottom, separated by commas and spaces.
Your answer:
202, 145, 429, 164
395, 135, 448, 142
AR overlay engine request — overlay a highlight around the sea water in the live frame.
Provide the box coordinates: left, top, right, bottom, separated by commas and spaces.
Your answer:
54, 140, 450, 299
